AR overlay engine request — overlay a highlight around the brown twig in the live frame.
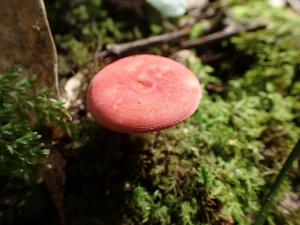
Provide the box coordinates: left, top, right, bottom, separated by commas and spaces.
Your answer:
97, 23, 266, 58
96, 7, 217, 58
180, 23, 266, 49
97, 27, 190, 57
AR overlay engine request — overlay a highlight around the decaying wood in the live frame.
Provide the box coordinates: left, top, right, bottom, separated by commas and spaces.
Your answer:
0, 0, 59, 96
97, 23, 266, 57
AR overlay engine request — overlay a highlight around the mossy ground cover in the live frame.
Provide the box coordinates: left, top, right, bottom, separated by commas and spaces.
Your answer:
1, 0, 300, 225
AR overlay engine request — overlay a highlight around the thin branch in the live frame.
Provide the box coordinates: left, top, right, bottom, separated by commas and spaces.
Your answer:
96, 23, 266, 58
97, 27, 190, 57
180, 23, 266, 49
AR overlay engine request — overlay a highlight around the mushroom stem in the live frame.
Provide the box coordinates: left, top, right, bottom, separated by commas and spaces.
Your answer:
255, 139, 300, 225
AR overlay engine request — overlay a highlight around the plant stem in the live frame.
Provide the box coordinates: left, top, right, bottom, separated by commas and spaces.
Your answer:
255, 139, 300, 225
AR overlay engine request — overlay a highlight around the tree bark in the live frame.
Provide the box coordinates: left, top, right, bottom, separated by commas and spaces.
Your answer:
0, 0, 58, 94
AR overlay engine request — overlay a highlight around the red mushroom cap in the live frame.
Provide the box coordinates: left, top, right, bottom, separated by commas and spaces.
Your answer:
87, 54, 202, 133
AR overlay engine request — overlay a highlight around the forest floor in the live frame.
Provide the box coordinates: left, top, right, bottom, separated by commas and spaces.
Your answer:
1, 0, 300, 225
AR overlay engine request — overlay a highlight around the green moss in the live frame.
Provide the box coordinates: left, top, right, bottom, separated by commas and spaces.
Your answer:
229, 1, 300, 94
0, 68, 72, 223
0, 68, 69, 181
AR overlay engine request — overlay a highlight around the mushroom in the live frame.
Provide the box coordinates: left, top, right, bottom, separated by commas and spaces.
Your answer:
87, 54, 202, 133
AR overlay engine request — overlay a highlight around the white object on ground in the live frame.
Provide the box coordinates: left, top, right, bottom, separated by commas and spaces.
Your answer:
146, 0, 188, 17
267, 0, 286, 8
